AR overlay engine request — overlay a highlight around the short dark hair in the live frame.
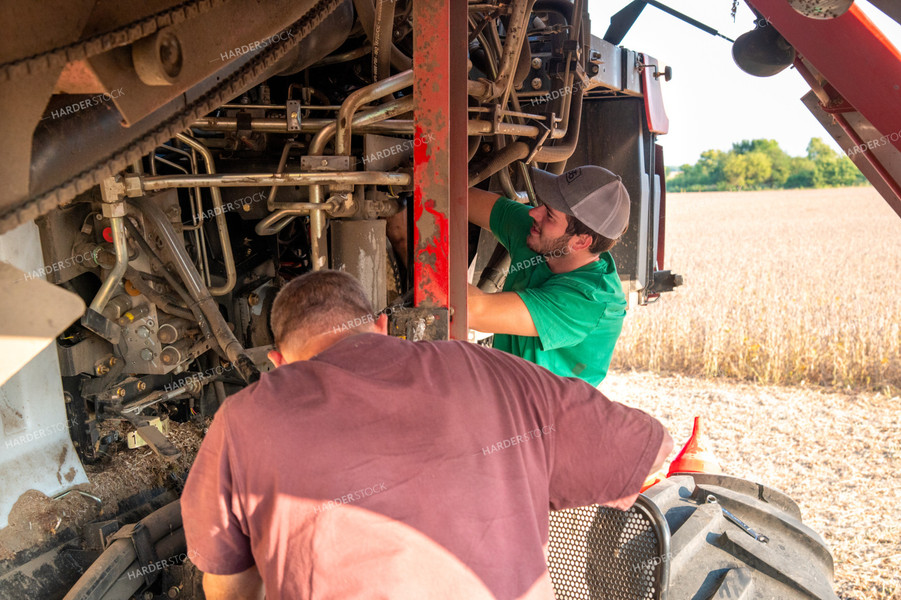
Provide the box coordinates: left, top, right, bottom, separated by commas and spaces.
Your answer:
270, 270, 374, 351
565, 215, 620, 254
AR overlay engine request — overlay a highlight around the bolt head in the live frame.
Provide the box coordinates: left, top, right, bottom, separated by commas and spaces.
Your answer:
531, 57, 542, 69
530, 77, 542, 90
136, 381, 147, 392
116, 388, 126, 397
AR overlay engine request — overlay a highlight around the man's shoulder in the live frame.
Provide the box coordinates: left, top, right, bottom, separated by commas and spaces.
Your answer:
418, 338, 545, 375
492, 196, 529, 213
490, 197, 533, 238
544, 261, 622, 297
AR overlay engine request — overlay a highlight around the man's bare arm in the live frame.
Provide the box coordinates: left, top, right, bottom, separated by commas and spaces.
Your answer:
603, 430, 674, 510
468, 284, 539, 336
469, 187, 501, 230
203, 566, 265, 600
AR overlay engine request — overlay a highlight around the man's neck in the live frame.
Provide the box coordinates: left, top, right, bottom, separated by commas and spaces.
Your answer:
292, 329, 372, 361
546, 249, 600, 274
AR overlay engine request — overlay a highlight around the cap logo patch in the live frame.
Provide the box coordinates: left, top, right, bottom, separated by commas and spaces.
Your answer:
564, 168, 583, 184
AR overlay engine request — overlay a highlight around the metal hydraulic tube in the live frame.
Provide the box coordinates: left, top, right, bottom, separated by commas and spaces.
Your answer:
88, 211, 127, 315
173, 133, 236, 297
79, 177, 131, 344
192, 115, 543, 138
190, 117, 414, 133
535, 85, 584, 165
267, 94, 415, 207
138, 171, 411, 191
305, 70, 413, 269
335, 70, 414, 155
255, 199, 338, 236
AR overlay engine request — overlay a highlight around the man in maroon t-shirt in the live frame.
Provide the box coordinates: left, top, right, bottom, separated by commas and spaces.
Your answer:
182, 270, 672, 600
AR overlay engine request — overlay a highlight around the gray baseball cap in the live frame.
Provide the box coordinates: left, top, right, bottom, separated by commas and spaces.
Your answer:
530, 165, 630, 238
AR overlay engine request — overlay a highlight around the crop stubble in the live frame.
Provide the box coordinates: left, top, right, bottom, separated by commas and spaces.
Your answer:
608, 187, 900, 598
613, 187, 901, 394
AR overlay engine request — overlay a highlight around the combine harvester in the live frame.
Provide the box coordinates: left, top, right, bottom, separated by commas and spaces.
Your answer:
0, 0, 897, 597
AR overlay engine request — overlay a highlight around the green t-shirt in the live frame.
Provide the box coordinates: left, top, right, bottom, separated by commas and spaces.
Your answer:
488, 197, 627, 386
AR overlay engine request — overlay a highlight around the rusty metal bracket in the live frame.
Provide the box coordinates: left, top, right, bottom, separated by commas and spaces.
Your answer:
388, 306, 449, 342
286, 99, 301, 132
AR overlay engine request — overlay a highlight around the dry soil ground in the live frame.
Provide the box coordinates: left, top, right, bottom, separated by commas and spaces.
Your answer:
602, 369, 900, 600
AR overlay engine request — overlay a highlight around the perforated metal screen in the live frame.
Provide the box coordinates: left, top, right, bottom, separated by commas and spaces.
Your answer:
547, 505, 662, 600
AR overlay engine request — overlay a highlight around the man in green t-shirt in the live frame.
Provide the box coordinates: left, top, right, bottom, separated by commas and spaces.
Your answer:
468, 165, 629, 386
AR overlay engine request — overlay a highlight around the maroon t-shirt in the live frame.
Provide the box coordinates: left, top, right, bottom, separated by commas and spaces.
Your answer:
182, 333, 664, 599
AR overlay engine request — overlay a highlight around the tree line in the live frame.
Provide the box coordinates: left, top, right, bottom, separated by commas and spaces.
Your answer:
666, 138, 866, 192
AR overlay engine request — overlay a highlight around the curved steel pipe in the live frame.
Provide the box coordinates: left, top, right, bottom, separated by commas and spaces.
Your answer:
303, 71, 412, 269
335, 70, 414, 154
89, 210, 128, 315
174, 133, 236, 297
267, 95, 414, 206
255, 200, 337, 236
534, 86, 584, 164
253, 170, 412, 236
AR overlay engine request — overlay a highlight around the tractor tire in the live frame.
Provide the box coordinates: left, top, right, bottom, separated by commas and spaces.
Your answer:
547, 473, 837, 600
646, 472, 837, 599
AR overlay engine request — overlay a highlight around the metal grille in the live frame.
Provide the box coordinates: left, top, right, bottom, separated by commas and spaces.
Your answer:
548, 504, 661, 600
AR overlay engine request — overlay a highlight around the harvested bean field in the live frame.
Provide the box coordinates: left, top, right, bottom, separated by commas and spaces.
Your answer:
607, 187, 901, 599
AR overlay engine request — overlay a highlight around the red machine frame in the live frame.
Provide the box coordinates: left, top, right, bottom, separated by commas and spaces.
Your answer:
412, 0, 469, 340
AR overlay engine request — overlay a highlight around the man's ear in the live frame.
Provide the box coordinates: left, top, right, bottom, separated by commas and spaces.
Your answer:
268, 349, 287, 368
374, 313, 389, 335
569, 233, 592, 252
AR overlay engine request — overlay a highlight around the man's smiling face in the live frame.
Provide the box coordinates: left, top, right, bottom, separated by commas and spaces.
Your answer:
526, 203, 572, 256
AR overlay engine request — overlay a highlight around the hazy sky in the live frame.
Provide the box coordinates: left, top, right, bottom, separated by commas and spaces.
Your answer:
585, 1, 901, 166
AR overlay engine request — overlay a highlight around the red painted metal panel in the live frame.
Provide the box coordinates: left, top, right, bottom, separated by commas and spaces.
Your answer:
412, 0, 469, 340
793, 58, 901, 218
746, 1, 901, 152
641, 54, 670, 135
